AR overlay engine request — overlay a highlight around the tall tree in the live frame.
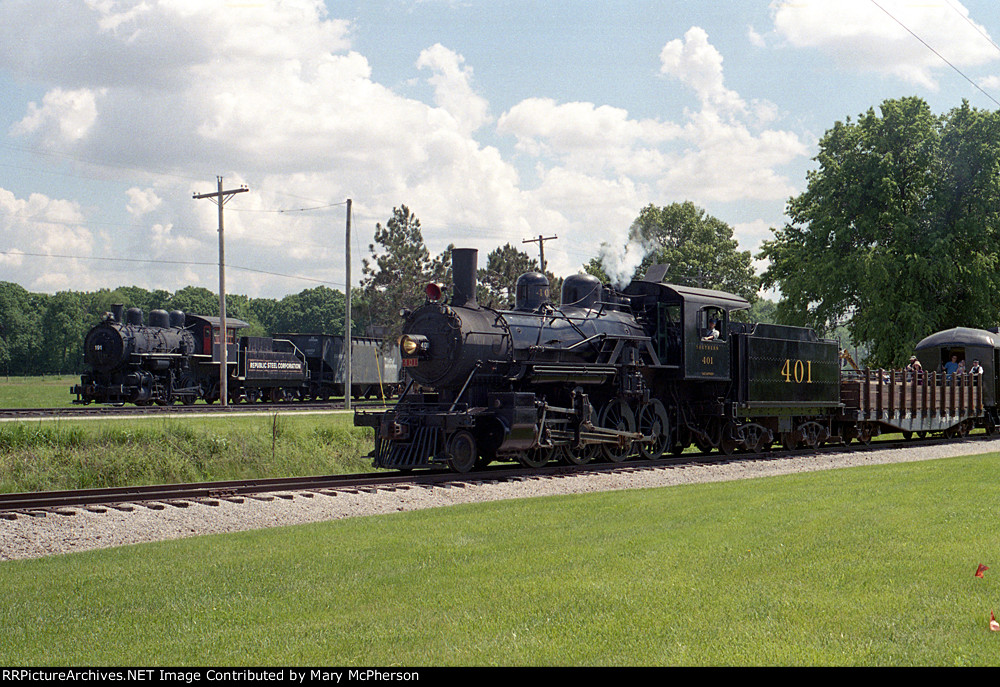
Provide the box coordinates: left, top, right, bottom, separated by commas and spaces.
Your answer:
360, 206, 446, 343
758, 97, 1000, 367
169, 286, 218, 317
271, 286, 345, 335
631, 202, 758, 302
0, 282, 46, 376
42, 291, 89, 373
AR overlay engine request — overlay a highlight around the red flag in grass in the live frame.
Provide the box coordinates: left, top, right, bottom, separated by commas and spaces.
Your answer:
975, 563, 989, 578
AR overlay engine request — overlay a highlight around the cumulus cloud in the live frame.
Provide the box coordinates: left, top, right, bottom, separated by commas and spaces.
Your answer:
416, 43, 491, 133
499, 28, 805, 205
10, 88, 103, 144
0, 1, 807, 291
0, 187, 95, 291
660, 27, 747, 117
125, 187, 162, 217
979, 75, 1000, 90
771, 0, 999, 88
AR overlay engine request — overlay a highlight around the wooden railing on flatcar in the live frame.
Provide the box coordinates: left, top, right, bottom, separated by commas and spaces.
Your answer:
841, 370, 982, 429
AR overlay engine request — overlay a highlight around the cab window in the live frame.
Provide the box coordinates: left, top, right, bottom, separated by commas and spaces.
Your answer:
699, 307, 725, 342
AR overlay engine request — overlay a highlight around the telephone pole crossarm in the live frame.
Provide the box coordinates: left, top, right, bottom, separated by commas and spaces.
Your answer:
522, 234, 558, 273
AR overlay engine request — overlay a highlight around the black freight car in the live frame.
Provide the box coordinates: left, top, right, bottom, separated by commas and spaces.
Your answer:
237, 336, 309, 402
276, 333, 401, 400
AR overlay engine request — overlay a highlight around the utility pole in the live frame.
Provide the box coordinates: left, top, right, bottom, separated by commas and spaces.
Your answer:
193, 176, 248, 406
344, 198, 352, 411
522, 234, 558, 273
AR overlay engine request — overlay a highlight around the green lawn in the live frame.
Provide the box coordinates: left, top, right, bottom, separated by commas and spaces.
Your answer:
2, 452, 998, 666
0, 375, 78, 408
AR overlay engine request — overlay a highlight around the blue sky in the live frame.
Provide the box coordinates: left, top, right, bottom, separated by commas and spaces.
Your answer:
1, 0, 999, 297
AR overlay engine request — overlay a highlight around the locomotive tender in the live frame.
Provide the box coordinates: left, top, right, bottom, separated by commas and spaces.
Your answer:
72, 304, 399, 405
355, 247, 986, 472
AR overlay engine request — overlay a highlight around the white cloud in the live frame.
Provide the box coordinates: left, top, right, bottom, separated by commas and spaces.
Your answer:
498, 98, 680, 177
660, 26, 747, 117
125, 187, 162, 217
771, 0, 999, 88
10, 88, 103, 144
416, 43, 491, 133
0, 3, 807, 292
979, 75, 1000, 90
0, 187, 95, 291
499, 28, 806, 206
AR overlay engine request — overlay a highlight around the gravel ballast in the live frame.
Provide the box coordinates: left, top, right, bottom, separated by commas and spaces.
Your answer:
3, 438, 998, 561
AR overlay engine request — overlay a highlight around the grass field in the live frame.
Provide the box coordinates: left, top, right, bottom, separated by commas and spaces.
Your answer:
0, 375, 78, 408
2, 452, 998, 666
0, 414, 375, 493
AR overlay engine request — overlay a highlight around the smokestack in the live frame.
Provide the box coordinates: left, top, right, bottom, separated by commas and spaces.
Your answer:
111, 303, 124, 323
451, 247, 478, 308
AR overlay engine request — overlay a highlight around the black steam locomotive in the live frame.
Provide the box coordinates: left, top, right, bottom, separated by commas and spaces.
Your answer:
72, 304, 399, 405
355, 247, 988, 472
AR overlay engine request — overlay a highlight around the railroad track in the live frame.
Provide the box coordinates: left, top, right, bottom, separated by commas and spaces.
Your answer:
3, 432, 989, 520
0, 471, 441, 518
0, 400, 395, 420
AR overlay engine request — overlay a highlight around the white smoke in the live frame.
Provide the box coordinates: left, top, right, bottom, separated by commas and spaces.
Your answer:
597, 235, 651, 287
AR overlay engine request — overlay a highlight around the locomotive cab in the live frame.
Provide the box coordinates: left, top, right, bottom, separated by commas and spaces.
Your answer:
624, 266, 749, 381
184, 314, 249, 362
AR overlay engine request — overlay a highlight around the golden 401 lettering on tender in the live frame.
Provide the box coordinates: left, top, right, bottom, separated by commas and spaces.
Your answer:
780, 358, 813, 383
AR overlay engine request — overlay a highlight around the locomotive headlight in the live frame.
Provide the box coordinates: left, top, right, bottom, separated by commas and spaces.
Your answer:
400, 334, 430, 357
400, 336, 419, 355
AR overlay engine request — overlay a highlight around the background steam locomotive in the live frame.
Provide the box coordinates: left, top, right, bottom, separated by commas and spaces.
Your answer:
355, 247, 993, 472
72, 303, 399, 405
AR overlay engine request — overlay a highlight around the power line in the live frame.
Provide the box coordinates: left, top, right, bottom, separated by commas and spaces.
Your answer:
0, 141, 348, 212
231, 201, 347, 214
869, 0, 1000, 108
0, 250, 346, 288
944, 0, 1000, 58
